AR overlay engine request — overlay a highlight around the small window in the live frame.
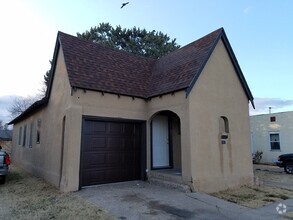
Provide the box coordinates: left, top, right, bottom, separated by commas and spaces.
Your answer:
29, 122, 34, 148
270, 133, 280, 150
36, 130, 40, 144
23, 125, 27, 147
18, 126, 22, 145
36, 118, 41, 144
270, 116, 276, 122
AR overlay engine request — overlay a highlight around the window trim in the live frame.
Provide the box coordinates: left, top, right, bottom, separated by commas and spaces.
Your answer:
269, 132, 281, 151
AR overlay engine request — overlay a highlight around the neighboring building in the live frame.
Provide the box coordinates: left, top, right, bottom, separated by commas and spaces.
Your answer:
9, 28, 254, 193
250, 111, 293, 164
0, 129, 12, 154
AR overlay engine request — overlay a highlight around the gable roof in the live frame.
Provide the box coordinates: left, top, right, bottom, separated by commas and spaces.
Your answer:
58, 29, 224, 98
9, 28, 254, 125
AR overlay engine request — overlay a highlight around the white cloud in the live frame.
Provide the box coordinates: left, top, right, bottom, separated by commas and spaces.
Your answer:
250, 97, 293, 115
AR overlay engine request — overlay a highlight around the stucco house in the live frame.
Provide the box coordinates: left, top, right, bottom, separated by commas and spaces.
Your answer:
250, 111, 293, 164
9, 28, 254, 193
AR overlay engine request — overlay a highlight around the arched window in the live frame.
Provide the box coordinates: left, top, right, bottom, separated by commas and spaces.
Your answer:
220, 116, 229, 133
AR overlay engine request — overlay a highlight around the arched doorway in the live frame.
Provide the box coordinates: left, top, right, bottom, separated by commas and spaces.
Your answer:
151, 111, 181, 172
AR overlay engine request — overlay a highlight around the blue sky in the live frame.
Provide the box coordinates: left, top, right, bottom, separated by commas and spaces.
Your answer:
0, 0, 293, 123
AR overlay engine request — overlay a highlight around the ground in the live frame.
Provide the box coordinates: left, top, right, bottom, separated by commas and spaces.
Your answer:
0, 165, 113, 220
212, 164, 293, 210
1, 164, 293, 219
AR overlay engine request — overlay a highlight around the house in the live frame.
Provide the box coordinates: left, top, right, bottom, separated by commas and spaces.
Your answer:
0, 129, 12, 154
9, 28, 254, 193
250, 111, 293, 164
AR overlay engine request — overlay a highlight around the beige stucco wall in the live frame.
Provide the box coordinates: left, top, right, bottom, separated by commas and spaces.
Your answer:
146, 92, 191, 184
188, 39, 253, 192
71, 88, 191, 188
12, 47, 74, 190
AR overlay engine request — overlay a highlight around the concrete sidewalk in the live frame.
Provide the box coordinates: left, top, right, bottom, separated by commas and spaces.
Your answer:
76, 181, 292, 220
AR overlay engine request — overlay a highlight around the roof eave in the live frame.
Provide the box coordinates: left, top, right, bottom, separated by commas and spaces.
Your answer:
185, 28, 255, 109
185, 28, 224, 97
220, 30, 255, 109
8, 98, 48, 125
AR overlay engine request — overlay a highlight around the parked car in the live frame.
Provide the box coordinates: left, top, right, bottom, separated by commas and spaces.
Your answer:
0, 146, 11, 184
276, 153, 293, 174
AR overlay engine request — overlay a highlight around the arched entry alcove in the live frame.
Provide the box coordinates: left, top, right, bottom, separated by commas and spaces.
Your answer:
150, 110, 182, 173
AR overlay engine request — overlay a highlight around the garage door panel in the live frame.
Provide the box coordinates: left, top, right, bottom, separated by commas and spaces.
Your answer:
108, 122, 122, 133
83, 137, 107, 152
81, 119, 143, 187
83, 121, 107, 135
108, 137, 124, 149
82, 153, 106, 168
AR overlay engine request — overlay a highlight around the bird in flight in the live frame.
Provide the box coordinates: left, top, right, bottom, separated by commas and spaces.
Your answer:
121, 2, 129, 9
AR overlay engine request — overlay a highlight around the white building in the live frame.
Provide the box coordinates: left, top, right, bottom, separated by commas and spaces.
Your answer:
250, 111, 293, 164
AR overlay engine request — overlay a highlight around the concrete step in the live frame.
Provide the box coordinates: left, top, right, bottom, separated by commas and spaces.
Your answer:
147, 170, 183, 184
147, 171, 191, 192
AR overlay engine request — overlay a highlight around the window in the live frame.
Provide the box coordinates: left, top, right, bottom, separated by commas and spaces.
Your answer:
22, 125, 27, 147
270, 133, 280, 150
36, 119, 41, 144
18, 126, 22, 145
29, 122, 34, 148
36, 130, 40, 144
270, 116, 276, 122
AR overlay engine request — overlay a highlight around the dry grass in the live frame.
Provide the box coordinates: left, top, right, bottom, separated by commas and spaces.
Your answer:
211, 169, 293, 209
212, 185, 293, 208
0, 166, 114, 220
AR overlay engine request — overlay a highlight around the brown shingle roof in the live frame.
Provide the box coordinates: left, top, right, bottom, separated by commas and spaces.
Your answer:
148, 28, 222, 97
59, 33, 156, 98
58, 28, 223, 98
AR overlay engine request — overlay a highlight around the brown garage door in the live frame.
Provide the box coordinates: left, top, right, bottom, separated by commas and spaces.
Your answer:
80, 118, 144, 187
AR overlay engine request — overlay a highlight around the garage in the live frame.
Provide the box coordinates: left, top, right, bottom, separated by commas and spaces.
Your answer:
80, 117, 146, 187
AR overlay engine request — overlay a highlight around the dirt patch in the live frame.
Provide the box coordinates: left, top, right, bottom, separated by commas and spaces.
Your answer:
211, 169, 293, 208
0, 166, 114, 220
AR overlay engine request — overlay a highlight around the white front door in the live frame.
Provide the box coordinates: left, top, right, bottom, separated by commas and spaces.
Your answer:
152, 115, 170, 168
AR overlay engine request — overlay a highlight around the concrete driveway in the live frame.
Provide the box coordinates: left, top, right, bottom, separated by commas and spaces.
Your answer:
75, 181, 292, 220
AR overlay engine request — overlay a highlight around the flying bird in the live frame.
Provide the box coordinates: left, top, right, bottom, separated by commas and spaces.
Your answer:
121, 2, 129, 9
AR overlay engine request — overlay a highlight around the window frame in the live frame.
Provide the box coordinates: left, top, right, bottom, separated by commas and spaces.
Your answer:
269, 132, 281, 151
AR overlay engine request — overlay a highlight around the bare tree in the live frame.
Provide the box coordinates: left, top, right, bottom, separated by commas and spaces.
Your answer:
8, 96, 38, 119
0, 120, 8, 131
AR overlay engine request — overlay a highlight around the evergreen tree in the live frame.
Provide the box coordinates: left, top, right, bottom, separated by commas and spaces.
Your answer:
44, 23, 180, 87
77, 23, 180, 58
